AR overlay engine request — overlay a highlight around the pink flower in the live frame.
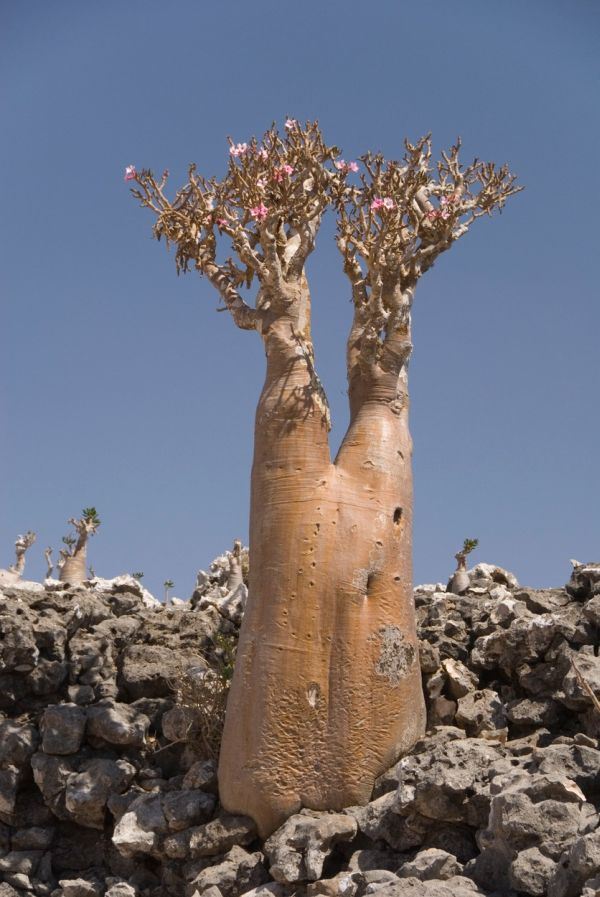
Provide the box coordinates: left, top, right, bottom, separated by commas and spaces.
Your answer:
335, 160, 359, 174
216, 218, 228, 228
256, 177, 267, 189
273, 164, 294, 182
250, 203, 269, 221
285, 118, 298, 130
371, 196, 394, 212
257, 148, 269, 160
440, 210, 450, 220
229, 142, 249, 157
124, 165, 137, 181
427, 209, 441, 221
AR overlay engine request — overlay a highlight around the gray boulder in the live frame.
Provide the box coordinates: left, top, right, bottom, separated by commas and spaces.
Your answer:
86, 701, 149, 748
112, 793, 168, 857
163, 811, 256, 860
398, 849, 462, 881
264, 811, 358, 883
187, 845, 269, 896
41, 704, 86, 755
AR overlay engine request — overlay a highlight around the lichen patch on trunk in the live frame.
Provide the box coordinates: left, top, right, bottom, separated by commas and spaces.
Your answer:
372, 625, 416, 686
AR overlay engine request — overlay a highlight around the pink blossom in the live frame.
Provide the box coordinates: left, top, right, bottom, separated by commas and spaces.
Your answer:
273, 164, 294, 182
256, 177, 267, 189
124, 165, 137, 181
250, 203, 269, 221
229, 142, 249, 157
335, 160, 359, 174
285, 118, 298, 130
427, 209, 443, 221
257, 148, 269, 160
440, 210, 451, 220
371, 196, 394, 212
216, 218, 228, 228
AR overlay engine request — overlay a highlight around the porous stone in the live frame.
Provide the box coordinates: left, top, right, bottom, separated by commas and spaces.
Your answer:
40, 704, 86, 755
86, 701, 149, 748
398, 848, 462, 881
264, 811, 358, 883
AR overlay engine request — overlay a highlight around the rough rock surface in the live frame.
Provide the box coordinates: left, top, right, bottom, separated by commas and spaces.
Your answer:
0, 558, 599, 896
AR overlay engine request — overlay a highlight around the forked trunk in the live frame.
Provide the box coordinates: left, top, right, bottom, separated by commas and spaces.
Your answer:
218, 284, 425, 836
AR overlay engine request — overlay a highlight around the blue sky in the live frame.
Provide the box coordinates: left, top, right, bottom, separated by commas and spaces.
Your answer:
2, 0, 599, 598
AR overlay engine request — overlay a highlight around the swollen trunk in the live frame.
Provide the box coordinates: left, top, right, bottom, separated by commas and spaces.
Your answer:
218, 306, 425, 836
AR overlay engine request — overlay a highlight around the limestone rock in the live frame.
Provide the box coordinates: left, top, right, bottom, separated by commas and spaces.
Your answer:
398, 849, 462, 881
163, 812, 256, 860
41, 704, 86, 755
86, 701, 149, 748
264, 811, 358, 883
112, 793, 168, 857
455, 689, 507, 737
187, 845, 269, 896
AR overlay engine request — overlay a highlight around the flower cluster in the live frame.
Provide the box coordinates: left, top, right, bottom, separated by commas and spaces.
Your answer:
229, 143, 249, 157
285, 118, 298, 130
250, 203, 269, 221
334, 159, 359, 174
124, 165, 137, 182
371, 196, 395, 212
273, 164, 294, 182
427, 193, 460, 221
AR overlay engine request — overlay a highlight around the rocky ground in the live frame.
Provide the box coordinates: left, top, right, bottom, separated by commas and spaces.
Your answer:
1, 558, 599, 897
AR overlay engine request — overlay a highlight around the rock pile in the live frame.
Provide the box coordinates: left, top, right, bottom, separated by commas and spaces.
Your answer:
0, 559, 599, 897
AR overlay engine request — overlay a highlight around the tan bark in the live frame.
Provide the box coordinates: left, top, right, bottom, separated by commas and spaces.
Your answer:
58, 548, 87, 585
218, 281, 425, 837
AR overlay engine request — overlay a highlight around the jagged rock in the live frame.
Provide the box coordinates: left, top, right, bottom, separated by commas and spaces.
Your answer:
359, 876, 487, 895
469, 563, 519, 589
455, 689, 506, 737
86, 701, 149, 748
264, 811, 358, 883
561, 654, 600, 711
548, 831, 600, 897
57, 878, 104, 897
441, 659, 478, 699
112, 793, 168, 857
104, 884, 137, 897
162, 789, 216, 831
120, 644, 202, 700
65, 758, 136, 829
187, 845, 269, 896
566, 563, 600, 600
163, 812, 257, 860
41, 704, 87, 755
395, 735, 505, 828
346, 791, 428, 852
398, 849, 462, 881
472, 773, 598, 892
307, 869, 400, 896
182, 760, 218, 793
506, 697, 560, 728
508, 846, 557, 896
533, 741, 600, 792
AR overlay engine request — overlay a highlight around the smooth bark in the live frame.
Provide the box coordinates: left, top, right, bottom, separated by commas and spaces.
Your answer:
218, 281, 425, 836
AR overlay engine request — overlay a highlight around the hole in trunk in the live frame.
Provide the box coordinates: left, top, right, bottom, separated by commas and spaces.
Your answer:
366, 572, 376, 596
393, 507, 403, 525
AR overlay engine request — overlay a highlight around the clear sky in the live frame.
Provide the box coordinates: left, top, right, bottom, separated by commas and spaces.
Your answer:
2, 0, 599, 599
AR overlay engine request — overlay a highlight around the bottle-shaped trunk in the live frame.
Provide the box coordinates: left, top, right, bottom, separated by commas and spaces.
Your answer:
218, 315, 425, 836
58, 548, 87, 585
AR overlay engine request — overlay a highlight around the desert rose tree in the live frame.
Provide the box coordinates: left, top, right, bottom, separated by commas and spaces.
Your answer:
58, 508, 101, 585
130, 121, 520, 835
